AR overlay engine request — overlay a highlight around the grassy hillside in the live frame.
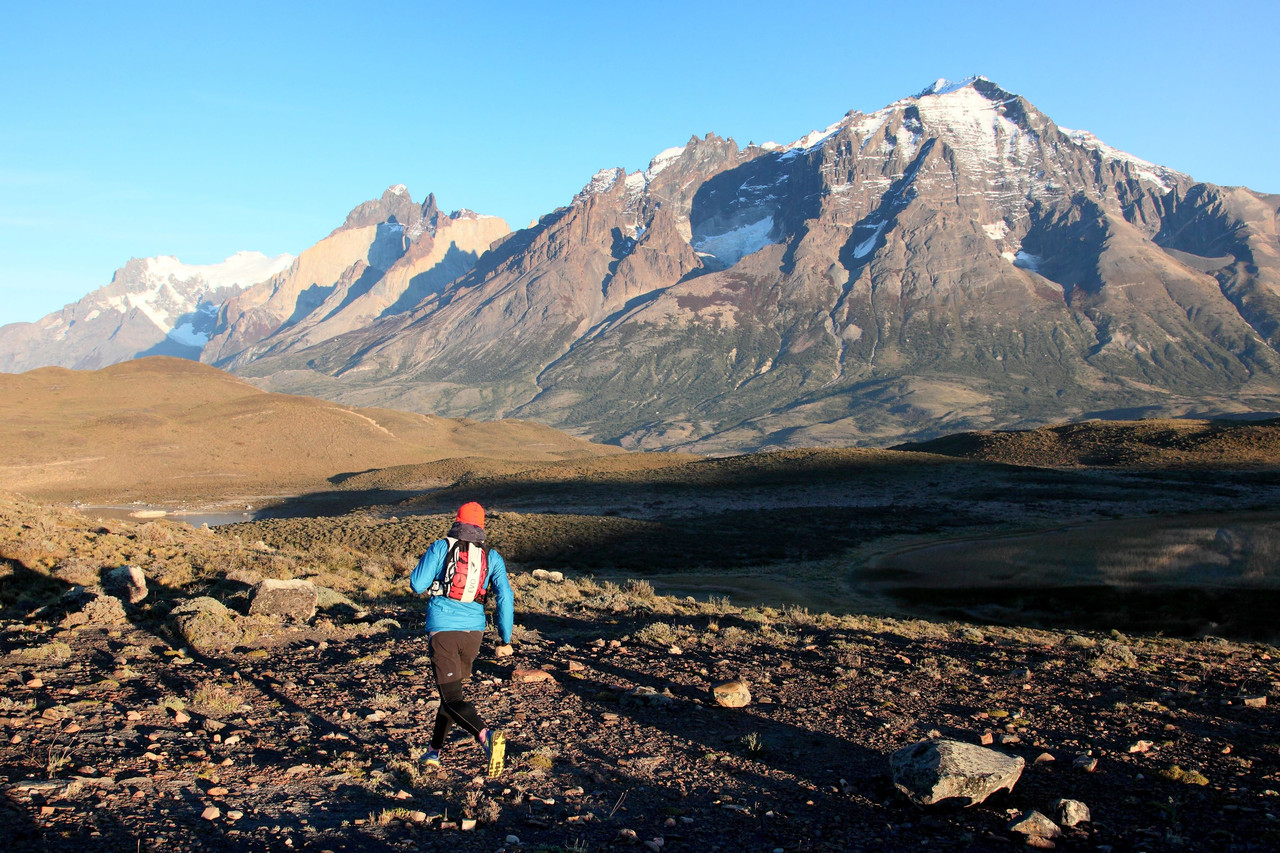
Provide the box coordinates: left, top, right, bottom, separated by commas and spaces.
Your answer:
898, 418, 1280, 468
0, 357, 619, 502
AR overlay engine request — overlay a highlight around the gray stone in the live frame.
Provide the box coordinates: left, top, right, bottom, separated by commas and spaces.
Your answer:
315, 586, 367, 620
171, 597, 242, 655
889, 738, 1025, 807
1008, 810, 1061, 839
248, 579, 317, 623
622, 686, 675, 708
1051, 798, 1091, 827
104, 565, 148, 604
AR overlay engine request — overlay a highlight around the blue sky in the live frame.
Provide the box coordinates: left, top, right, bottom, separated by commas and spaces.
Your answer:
2, 0, 1277, 327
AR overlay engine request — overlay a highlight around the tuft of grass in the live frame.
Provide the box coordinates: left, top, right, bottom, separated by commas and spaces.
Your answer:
188, 680, 242, 717
1158, 765, 1210, 786
526, 748, 556, 771
370, 807, 416, 826
21, 641, 72, 662
739, 731, 767, 755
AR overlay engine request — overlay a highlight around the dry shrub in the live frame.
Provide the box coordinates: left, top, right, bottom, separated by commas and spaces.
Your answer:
188, 679, 242, 717
635, 621, 679, 647
623, 578, 655, 601
51, 556, 100, 587
463, 789, 502, 824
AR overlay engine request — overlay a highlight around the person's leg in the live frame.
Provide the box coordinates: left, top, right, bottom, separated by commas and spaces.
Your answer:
429, 631, 486, 742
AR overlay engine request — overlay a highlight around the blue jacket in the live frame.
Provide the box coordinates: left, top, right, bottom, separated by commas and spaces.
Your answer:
409, 538, 513, 644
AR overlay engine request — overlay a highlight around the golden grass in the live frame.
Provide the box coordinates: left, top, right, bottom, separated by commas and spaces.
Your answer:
0, 357, 619, 502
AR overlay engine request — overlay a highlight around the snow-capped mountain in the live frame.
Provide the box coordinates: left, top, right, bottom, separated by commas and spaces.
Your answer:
228, 77, 1280, 452
0, 252, 293, 372
201, 186, 511, 368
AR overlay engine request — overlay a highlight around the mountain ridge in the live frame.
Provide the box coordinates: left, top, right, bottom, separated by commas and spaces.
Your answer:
228, 77, 1280, 452
8, 77, 1280, 453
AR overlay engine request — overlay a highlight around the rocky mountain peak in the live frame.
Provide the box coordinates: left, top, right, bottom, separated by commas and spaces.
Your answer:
339, 185, 426, 234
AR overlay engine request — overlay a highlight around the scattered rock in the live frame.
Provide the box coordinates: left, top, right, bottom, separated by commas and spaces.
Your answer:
171, 597, 243, 655
711, 679, 751, 708
1051, 798, 1091, 827
1008, 810, 1061, 839
622, 686, 675, 708
512, 668, 554, 683
248, 579, 318, 623
1128, 740, 1154, 754
532, 569, 565, 583
201, 806, 221, 821
889, 739, 1025, 807
1073, 754, 1099, 773
103, 565, 148, 604
567, 660, 586, 672
1243, 696, 1267, 708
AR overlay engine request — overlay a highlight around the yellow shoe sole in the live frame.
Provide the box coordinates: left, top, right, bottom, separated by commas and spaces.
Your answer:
486, 731, 505, 778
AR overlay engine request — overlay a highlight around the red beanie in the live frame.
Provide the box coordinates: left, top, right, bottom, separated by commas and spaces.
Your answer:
456, 501, 485, 528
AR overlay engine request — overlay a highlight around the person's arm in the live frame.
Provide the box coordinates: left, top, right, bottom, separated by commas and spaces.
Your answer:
488, 551, 514, 645
409, 540, 448, 594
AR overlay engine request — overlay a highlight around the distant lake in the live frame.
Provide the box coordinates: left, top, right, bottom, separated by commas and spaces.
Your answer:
74, 505, 261, 527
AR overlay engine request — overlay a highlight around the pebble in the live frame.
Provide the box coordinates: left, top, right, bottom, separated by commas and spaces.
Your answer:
26, 677, 43, 688
460, 818, 477, 830
226, 810, 243, 821
1073, 754, 1098, 772
201, 806, 221, 821
1128, 740, 1153, 754
505, 835, 521, 845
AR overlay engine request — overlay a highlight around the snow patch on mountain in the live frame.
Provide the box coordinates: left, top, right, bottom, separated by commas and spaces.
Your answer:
919, 76, 985, 97
645, 146, 686, 179
1059, 127, 1183, 191
915, 84, 1029, 169
146, 251, 294, 291
692, 215, 777, 268
853, 222, 888, 259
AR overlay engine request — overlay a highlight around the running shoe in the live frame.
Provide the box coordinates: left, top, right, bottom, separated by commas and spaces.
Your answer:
482, 729, 505, 777
421, 748, 441, 768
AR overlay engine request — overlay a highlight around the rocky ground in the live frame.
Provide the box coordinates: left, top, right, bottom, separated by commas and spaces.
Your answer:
3, 564, 1280, 850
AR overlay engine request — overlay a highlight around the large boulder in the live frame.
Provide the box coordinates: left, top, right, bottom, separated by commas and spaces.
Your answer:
104, 565, 148, 604
56, 587, 128, 629
711, 679, 752, 708
171, 596, 243, 655
248, 579, 318, 623
889, 738, 1025, 807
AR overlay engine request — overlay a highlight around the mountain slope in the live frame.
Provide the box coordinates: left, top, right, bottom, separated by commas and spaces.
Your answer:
230, 77, 1280, 452
0, 252, 292, 372
202, 186, 511, 367
0, 357, 617, 501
